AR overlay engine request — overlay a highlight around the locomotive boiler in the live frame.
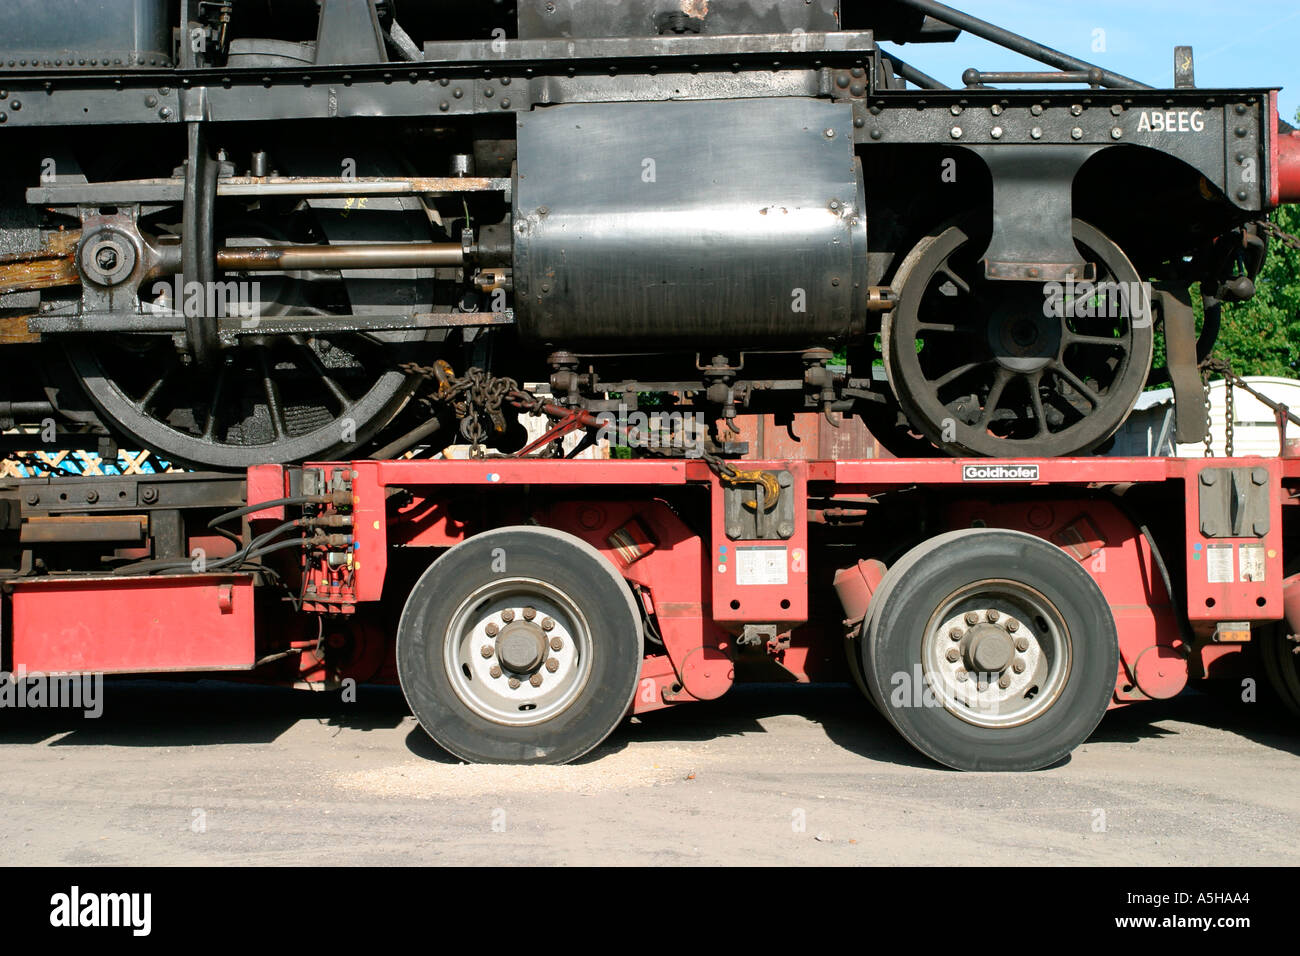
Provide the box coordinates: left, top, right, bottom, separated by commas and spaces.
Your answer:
0, 0, 1296, 468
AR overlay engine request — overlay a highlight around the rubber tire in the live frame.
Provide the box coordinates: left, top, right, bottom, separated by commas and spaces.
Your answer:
396, 526, 644, 764
1258, 624, 1300, 718
862, 528, 1118, 771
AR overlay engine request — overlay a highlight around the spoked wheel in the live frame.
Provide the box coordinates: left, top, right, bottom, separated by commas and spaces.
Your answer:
397, 527, 644, 764
883, 220, 1153, 458
66, 332, 419, 470
859, 529, 1118, 771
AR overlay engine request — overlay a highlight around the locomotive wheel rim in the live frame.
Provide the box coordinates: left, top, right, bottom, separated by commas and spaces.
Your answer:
884, 220, 1153, 458
919, 579, 1072, 729
442, 577, 594, 727
65, 334, 416, 470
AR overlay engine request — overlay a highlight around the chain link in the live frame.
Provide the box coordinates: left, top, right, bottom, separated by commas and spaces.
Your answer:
1258, 218, 1300, 252
401, 363, 740, 479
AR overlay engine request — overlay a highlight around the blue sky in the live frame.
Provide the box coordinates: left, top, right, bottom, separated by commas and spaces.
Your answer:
882, 0, 1299, 123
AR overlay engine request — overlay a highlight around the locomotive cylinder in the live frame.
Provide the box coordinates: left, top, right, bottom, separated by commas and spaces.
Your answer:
512, 98, 868, 347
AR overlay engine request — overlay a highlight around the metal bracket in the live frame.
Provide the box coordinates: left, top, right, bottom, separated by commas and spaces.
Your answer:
970, 145, 1098, 282
1198, 467, 1270, 539
723, 470, 795, 541
1153, 285, 1208, 444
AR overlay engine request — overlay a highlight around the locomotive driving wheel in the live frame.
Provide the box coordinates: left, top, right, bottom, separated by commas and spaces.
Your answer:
883, 219, 1153, 458
65, 332, 419, 470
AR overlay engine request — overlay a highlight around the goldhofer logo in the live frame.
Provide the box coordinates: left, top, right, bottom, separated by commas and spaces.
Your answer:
962, 464, 1040, 482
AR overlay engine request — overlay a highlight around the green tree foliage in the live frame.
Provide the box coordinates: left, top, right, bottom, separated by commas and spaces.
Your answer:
1211, 202, 1300, 377
1207, 109, 1300, 378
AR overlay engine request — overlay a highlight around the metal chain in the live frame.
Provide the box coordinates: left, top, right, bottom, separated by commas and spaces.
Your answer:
401, 363, 740, 479
1201, 365, 1214, 458
1258, 218, 1300, 251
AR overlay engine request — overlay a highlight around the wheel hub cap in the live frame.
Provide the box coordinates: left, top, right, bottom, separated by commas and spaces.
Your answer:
497, 622, 547, 672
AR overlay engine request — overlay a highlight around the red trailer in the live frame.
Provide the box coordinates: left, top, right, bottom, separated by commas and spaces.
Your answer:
5, 445, 1299, 771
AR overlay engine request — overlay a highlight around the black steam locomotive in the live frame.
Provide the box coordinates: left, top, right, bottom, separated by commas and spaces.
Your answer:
0, 0, 1292, 468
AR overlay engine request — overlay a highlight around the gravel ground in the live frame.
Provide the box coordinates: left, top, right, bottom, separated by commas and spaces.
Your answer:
0, 680, 1295, 866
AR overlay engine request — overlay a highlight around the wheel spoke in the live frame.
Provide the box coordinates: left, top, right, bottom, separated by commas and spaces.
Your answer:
1065, 332, 1126, 349
257, 348, 288, 440
201, 363, 230, 440
1049, 362, 1102, 408
938, 264, 973, 295
290, 336, 353, 412
976, 368, 1013, 428
138, 370, 172, 416
929, 361, 982, 389
1029, 371, 1049, 437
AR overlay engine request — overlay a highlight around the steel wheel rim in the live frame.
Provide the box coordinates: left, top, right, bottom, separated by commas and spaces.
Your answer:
920, 579, 1072, 729
443, 577, 594, 727
66, 334, 416, 469
885, 220, 1153, 457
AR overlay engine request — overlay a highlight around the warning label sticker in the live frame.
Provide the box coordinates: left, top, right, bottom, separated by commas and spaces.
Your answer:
1206, 544, 1234, 584
1239, 544, 1266, 583
736, 547, 788, 586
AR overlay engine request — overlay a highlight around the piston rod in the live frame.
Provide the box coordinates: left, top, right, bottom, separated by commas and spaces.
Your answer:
215, 243, 466, 271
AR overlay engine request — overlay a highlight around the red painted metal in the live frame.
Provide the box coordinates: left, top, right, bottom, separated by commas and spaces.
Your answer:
1181, 459, 1283, 625
710, 460, 810, 632
1276, 92, 1300, 206
10, 574, 256, 674
246, 464, 290, 521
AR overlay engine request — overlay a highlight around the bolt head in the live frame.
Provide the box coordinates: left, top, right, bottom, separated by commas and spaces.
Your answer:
986, 609, 1000, 623
549, 636, 563, 651
949, 628, 963, 642
501, 608, 515, 623
489, 665, 502, 679
480, 645, 494, 659
950, 126, 963, 139
977, 681, 989, 692
507, 677, 520, 689
964, 612, 980, 626
1111, 127, 1123, 139
956, 670, 968, 682
1071, 127, 1083, 140
523, 606, 537, 621
998, 674, 1012, 689
1012, 661, 1026, 674
545, 658, 559, 673
541, 618, 556, 631
1015, 637, 1030, 652
946, 648, 961, 663
485, 622, 499, 637
1005, 619, 1019, 632
529, 673, 543, 687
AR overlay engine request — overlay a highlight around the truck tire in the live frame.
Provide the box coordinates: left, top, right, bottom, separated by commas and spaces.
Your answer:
396, 526, 644, 764
860, 528, 1118, 771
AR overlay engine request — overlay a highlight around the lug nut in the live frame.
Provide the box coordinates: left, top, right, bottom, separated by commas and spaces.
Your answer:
479, 645, 494, 658
964, 612, 980, 626
485, 622, 499, 637
550, 637, 563, 651
977, 680, 989, 692
489, 665, 502, 679
949, 628, 962, 642
956, 669, 968, 682
1006, 619, 1019, 632
541, 617, 555, 631
523, 606, 537, 621
545, 658, 559, 673
1015, 637, 1030, 652
508, 677, 520, 689
946, 648, 961, 663
501, 609, 515, 623
529, 673, 543, 687
1013, 661, 1026, 674
986, 610, 999, 623
999, 674, 1012, 689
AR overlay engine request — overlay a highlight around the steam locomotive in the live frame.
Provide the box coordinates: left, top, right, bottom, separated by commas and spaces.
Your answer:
0, 0, 1295, 468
